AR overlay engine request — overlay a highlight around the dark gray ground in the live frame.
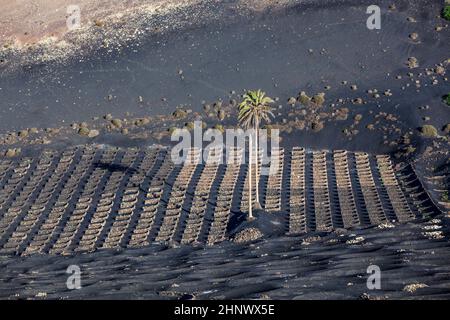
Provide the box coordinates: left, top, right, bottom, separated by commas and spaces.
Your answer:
0, 0, 449, 299
1, 214, 450, 300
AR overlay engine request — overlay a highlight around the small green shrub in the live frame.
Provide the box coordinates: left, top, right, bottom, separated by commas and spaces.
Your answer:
311, 93, 325, 107
443, 5, 450, 21
111, 118, 123, 128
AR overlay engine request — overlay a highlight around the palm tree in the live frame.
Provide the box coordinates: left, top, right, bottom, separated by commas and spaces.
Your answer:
238, 90, 275, 213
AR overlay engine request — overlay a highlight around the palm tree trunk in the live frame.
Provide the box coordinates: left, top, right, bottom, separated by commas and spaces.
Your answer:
254, 122, 261, 210
248, 135, 253, 220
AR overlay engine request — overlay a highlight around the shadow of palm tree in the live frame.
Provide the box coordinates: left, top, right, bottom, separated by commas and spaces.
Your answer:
93, 162, 138, 174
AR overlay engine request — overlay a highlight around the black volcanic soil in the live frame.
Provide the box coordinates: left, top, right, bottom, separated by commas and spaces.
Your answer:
0, 0, 449, 300
1, 214, 450, 300
0, 0, 448, 161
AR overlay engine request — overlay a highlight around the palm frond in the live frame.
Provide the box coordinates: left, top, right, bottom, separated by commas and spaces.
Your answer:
237, 89, 275, 130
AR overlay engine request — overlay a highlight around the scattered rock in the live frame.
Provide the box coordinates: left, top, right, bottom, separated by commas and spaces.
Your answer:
435, 66, 446, 75
168, 127, 178, 135
185, 122, 195, 131
288, 97, 297, 105
400, 145, 416, 157
359, 293, 371, 300
76, 126, 96, 137
135, 118, 150, 126
298, 92, 311, 105
346, 236, 365, 245
172, 109, 187, 119
213, 124, 225, 133
301, 236, 321, 246
46, 128, 60, 135
353, 98, 363, 105
377, 222, 395, 229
